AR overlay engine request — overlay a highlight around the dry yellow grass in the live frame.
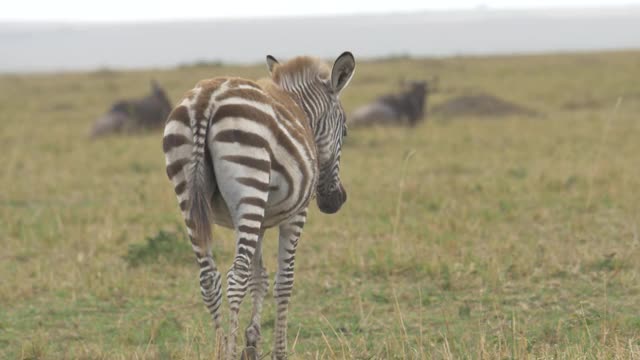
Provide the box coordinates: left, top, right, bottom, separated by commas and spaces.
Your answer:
1, 50, 640, 359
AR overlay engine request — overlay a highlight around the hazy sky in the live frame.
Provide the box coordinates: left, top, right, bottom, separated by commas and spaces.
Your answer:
3, 0, 639, 21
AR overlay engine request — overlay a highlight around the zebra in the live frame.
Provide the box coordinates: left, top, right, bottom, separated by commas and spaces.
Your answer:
162, 52, 355, 359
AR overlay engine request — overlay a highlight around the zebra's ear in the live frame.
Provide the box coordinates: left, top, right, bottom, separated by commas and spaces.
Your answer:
331, 51, 356, 94
266, 55, 279, 74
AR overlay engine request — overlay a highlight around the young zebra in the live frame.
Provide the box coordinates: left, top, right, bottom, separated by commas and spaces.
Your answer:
162, 52, 355, 359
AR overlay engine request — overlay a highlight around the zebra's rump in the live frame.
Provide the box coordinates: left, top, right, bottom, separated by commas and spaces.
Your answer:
206, 78, 318, 228
163, 77, 318, 231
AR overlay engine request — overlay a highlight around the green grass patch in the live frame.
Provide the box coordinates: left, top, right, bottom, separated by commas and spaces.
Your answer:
124, 228, 193, 267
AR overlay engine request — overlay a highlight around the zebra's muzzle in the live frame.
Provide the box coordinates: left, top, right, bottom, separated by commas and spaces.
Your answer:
317, 183, 347, 214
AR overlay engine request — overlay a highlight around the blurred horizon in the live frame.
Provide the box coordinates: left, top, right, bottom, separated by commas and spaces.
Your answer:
3, 0, 640, 22
2, 4, 640, 74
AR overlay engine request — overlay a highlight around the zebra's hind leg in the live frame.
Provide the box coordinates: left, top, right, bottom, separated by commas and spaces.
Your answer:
193, 244, 225, 352
227, 205, 267, 360
272, 210, 307, 360
245, 232, 268, 352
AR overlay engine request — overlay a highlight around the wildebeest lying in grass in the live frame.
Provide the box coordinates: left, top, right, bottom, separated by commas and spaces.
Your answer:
89, 80, 172, 138
349, 78, 436, 127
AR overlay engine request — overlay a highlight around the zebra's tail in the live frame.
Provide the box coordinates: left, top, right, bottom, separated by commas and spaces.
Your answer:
188, 106, 216, 251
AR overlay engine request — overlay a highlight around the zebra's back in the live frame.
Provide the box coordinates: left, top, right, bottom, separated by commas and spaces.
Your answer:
163, 77, 318, 231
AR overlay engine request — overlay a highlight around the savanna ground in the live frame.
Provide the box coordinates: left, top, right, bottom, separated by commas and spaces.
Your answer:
1, 50, 640, 359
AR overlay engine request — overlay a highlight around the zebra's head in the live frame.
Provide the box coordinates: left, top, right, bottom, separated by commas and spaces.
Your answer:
267, 52, 356, 214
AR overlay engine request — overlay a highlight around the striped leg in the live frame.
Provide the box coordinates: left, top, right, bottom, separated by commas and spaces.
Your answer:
227, 205, 266, 360
193, 243, 225, 344
273, 210, 307, 360
245, 234, 269, 349
164, 102, 225, 349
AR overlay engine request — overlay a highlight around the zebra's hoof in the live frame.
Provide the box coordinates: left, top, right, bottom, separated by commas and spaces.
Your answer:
272, 351, 287, 360
239, 346, 258, 360
245, 323, 261, 347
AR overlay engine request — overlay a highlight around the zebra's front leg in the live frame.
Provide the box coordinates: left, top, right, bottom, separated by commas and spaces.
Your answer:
272, 210, 307, 360
227, 210, 265, 360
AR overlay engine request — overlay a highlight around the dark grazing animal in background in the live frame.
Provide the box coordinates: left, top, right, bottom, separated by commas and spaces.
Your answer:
162, 52, 355, 359
90, 80, 172, 138
349, 78, 436, 127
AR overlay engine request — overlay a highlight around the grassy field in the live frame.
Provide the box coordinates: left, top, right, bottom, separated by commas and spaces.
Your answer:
1, 50, 640, 359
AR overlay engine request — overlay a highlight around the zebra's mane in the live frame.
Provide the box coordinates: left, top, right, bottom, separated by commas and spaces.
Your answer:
271, 56, 330, 87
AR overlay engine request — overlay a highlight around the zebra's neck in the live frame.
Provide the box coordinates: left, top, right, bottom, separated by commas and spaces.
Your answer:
274, 72, 328, 133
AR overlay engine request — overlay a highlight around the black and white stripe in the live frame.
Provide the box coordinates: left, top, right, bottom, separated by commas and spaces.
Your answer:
162, 52, 355, 360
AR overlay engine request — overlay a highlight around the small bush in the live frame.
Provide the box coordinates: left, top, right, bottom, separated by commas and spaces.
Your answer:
124, 229, 192, 267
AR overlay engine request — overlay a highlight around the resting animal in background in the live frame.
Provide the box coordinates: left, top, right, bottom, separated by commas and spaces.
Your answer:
162, 52, 355, 359
89, 80, 172, 138
349, 78, 436, 127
